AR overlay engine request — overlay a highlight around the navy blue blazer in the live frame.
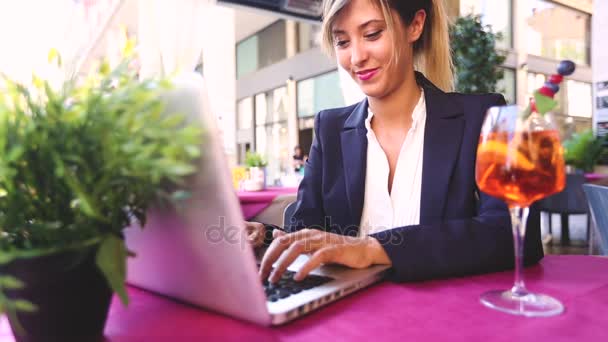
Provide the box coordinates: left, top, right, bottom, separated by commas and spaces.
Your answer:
285, 72, 544, 282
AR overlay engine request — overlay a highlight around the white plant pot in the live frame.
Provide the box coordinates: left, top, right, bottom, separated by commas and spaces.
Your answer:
244, 167, 266, 191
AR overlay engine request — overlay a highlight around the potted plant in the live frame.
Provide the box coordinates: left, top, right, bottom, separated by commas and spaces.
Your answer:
450, 14, 506, 94
0, 54, 201, 341
563, 130, 607, 173
243, 151, 268, 191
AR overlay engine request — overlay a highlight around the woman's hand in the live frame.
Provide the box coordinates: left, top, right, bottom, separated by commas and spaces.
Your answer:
244, 221, 266, 248
259, 228, 391, 283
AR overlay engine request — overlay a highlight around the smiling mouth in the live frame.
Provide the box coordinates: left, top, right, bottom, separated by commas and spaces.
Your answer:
355, 68, 379, 81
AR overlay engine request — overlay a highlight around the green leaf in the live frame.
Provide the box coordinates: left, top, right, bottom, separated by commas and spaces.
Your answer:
60, 166, 106, 221
96, 235, 129, 306
0, 253, 15, 264
122, 38, 136, 58
6, 145, 24, 162
47, 48, 62, 67
32, 74, 45, 89
0, 276, 25, 289
244, 152, 268, 168
563, 130, 606, 171
165, 163, 197, 176
160, 114, 184, 128
13, 300, 37, 312
533, 91, 558, 115
99, 60, 111, 76
184, 145, 201, 158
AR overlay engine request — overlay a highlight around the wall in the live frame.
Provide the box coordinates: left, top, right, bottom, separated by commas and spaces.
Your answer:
200, 5, 238, 164
592, 0, 608, 137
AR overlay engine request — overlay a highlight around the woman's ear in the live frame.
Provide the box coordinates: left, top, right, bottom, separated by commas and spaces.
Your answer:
407, 9, 427, 43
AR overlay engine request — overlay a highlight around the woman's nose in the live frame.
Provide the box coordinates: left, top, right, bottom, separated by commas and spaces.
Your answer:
350, 40, 368, 67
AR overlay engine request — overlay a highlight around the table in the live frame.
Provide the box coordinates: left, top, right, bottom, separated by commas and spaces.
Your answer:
237, 187, 297, 225
585, 173, 608, 183
2, 255, 607, 341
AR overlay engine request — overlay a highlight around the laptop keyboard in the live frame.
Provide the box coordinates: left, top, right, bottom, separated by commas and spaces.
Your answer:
262, 270, 334, 303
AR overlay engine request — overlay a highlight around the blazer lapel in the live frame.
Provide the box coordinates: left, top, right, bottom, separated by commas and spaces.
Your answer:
338, 73, 466, 229
417, 73, 465, 224
340, 99, 368, 235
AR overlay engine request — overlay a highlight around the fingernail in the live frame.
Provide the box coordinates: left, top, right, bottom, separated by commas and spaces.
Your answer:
293, 273, 302, 281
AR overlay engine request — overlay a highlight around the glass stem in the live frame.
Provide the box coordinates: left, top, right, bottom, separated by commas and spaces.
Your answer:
509, 206, 529, 297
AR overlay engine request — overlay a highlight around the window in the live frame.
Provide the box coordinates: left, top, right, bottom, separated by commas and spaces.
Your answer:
460, 0, 512, 49
255, 87, 289, 125
497, 68, 516, 104
258, 20, 287, 70
297, 71, 345, 118
255, 87, 290, 185
526, 0, 590, 65
236, 36, 258, 78
297, 22, 322, 53
566, 80, 592, 118
236, 20, 287, 78
237, 97, 253, 130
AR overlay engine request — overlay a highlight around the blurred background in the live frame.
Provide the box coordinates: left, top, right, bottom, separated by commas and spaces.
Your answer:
0, 0, 606, 250
0, 0, 604, 184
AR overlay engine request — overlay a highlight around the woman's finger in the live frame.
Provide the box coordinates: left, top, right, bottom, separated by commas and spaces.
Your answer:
294, 247, 335, 281
247, 230, 263, 246
259, 229, 316, 280
269, 240, 311, 283
244, 225, 253, 234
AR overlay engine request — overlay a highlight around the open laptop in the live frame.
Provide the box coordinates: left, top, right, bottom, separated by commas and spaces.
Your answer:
124, 73, 390, 326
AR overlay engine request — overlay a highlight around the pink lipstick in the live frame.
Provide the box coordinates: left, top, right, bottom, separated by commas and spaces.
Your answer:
356, 68, 379, 81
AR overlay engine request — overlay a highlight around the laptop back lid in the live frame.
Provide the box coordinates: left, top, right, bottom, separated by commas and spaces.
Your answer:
124, 73, 271, 325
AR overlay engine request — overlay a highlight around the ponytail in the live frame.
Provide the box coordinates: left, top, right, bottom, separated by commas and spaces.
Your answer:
413, 0, 454, 92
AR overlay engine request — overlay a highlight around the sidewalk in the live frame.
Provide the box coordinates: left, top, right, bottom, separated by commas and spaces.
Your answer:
541, 212, 589, 255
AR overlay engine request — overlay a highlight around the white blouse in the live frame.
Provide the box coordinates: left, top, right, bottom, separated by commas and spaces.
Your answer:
358, 90, 426, 236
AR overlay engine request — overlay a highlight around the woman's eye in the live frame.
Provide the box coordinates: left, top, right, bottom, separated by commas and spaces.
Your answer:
365, 30, 382, 39
335, 40, 349, 48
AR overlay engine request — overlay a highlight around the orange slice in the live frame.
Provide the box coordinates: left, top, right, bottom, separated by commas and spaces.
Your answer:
477, 140, 535, 171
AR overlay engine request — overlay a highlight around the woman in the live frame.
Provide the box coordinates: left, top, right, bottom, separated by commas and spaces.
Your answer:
292, 145, 306, 173
247, 0, 543, 284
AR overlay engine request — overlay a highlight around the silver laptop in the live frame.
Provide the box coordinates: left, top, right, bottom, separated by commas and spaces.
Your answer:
124, 73, 389, 326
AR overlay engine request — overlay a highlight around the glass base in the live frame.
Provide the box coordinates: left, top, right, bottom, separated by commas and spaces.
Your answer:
480, 289, 564, 317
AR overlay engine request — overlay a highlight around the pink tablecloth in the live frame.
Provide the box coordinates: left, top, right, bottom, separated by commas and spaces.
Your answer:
237, 187, 298, 220
585, 173, 608, 183
3, 255, 606, 341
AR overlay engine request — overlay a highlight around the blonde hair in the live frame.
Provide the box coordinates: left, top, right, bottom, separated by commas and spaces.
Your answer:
321, 0, 454, 92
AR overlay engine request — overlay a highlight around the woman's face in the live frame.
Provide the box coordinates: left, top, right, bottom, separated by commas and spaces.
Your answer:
331, 0, 423, 99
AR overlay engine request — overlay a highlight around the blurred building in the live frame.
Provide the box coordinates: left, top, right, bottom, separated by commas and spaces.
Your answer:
48, 0, 598, 185
225, 0, 595, 185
